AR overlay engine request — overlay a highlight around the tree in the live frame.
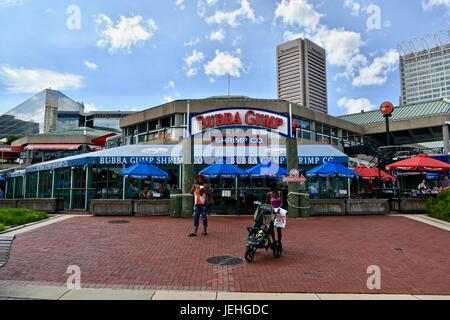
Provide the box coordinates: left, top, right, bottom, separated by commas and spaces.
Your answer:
6, 136, 20, 145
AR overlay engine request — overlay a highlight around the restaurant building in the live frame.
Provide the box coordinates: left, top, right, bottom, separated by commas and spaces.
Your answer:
1, 96, 449, 214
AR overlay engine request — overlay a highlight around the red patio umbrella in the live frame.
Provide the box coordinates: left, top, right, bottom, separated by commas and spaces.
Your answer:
386, 154, 450, 173
354, 165, 395, 182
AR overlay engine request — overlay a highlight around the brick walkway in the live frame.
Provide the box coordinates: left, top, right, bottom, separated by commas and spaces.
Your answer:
0, 216, 449, 295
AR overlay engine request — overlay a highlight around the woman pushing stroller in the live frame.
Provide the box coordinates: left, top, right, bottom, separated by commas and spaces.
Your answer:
245, 183, 285, 262
266, 182, 283, 243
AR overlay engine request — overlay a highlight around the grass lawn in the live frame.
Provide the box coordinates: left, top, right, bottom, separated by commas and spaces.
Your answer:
0, 208, 48, 232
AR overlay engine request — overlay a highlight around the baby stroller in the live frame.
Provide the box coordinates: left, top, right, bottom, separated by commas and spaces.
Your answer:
245, 203, 282, 263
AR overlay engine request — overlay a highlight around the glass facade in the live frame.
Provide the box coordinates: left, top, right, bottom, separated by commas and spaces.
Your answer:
0, 89, 132, 139
4, 164, 180, 211
0, 89, 84, 139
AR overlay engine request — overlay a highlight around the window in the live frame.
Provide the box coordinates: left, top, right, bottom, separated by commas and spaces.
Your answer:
92, 167, 124, 200
138, 122, 148, 134
161, 116, 171, 128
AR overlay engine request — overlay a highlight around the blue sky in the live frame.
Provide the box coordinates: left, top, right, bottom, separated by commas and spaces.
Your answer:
0, 0, 450, 116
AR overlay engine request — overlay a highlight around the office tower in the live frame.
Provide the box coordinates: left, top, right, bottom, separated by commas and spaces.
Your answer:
399, 30, 450, 105
277, 38, 328, 114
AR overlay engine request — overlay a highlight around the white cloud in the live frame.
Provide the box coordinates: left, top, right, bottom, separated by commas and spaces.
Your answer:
184, 50, 205, 77
422, 0, 450, 10
338, 98, 375, 114
96, 14, 158, 54
343, 0, 361, 16
207, 29, 226, 41
283, 30, 304, 41
352, 49, 399, 86
164, 96, 174, 103
204, 50, 245, 80
165, 81, 176, 89
0, 65, 83, 94
184, 38, 200, 46
175, 0, 185, 10
0, 0, 25, 8
279, 0, 398, 86
275, 0, 322, 31
83, 103, 97, 113
45, 8, 56, 14
206, 0, 263, 27
84, 60, 98, 71
307, 26, 368, 79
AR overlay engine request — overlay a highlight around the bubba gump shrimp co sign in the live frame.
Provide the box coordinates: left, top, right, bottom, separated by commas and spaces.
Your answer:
190, 108, 290, 137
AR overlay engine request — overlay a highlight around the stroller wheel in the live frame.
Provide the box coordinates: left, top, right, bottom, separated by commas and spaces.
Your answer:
273, 242, 282, 259
245, 247, 255, 263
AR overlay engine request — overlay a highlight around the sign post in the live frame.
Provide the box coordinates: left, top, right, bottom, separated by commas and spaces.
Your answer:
286, 139, 301, 218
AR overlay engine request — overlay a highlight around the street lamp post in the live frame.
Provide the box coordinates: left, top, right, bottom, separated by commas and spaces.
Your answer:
378, 102, 395, 194
380, 102, 395, 147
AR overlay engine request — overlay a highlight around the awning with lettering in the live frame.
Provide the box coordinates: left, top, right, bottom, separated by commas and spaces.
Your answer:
24, 144, 349, 173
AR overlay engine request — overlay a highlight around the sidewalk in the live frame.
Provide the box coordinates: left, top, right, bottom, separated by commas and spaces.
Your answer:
1, 284, 450, 300
1, 215, 450, 297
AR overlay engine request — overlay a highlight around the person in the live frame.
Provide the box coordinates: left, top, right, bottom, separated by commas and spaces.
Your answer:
189, 175, 210, 237
266, 182, 283, 242
439, 176, 450, 191
139, 186, 150, 199
418, 180, 430, 194
0, 188, 4, 199
127, 180, 139, 199
159, 183, 170, 199
244, 188, 257, 214
366, 181, 376, 198
309, 184, 319, 199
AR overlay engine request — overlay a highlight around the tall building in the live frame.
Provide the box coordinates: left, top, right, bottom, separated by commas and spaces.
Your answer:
399, 30, 450, 105
277, 38, 328, 114
0, 89, 84, 139
0, 89, 136, 139
80, 111, 135, 132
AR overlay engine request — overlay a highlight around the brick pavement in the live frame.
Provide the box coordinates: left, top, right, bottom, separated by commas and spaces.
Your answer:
0, 215, 449, 295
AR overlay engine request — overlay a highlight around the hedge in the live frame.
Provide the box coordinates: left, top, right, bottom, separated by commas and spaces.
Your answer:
426, 189, 450, 222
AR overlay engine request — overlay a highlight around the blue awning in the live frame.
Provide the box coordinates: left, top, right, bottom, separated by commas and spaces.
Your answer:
200, 164, 247, 178
120, 161, 169, 180
246, 163, 288, 178
23, 144, 349, 173
307, 160, 358, 179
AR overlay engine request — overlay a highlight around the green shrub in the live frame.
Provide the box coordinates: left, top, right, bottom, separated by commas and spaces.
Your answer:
0, 223, 5, 232
426, 189, 450, 222
0, 208, 48, 227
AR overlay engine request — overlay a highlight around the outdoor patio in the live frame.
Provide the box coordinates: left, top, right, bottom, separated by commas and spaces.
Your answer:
1, 215, 449, 295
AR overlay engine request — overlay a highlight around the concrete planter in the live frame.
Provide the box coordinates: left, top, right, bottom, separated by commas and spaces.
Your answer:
134, 200, 170, 216
17, 199, 61, 213
310, 199, 346, 216
392, 198, 428, 214
90, 200, 134, 216
0, 200, 18, 210
346, 199, 389, 215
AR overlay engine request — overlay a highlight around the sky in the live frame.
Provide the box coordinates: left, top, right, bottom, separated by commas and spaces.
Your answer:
0, 0, 450, 117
